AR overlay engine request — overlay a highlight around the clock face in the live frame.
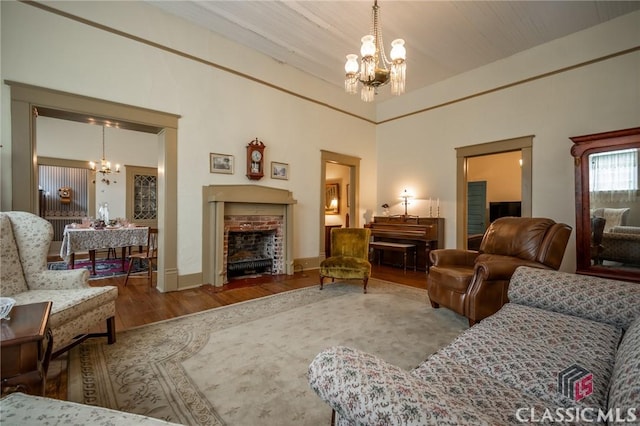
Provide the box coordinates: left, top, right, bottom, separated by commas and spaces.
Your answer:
251, 150, 262, 162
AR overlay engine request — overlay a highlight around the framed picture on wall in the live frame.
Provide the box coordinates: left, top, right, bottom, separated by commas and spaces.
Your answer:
210, 153, 234, 174
325, 183, 340, 214
271, 162, 289, 180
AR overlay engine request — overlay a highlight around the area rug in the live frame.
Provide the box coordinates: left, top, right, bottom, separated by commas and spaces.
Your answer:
68, 279, 468, 425
48, 258, 148, 280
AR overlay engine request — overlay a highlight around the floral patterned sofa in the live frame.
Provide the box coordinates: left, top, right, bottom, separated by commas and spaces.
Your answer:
0, 211, 118, 357
0, 393, 182, 425
308, 266, 640, 425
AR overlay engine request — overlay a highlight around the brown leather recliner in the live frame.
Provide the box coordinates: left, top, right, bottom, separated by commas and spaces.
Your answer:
427, 217, 572, 326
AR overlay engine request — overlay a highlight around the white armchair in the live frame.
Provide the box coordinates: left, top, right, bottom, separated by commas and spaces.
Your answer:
0, 211, 118, 357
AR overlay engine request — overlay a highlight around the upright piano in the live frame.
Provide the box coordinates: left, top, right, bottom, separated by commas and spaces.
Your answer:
365, 216, 444, 271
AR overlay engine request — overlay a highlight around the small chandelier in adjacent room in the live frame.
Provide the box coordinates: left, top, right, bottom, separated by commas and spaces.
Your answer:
344, 0, 406, 102
90, 125, 120, 185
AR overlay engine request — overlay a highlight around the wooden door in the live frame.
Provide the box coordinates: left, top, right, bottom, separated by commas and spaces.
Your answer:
467, 181, 487, 235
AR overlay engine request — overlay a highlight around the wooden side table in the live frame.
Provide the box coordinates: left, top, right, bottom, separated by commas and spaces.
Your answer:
1, 302, 53, 396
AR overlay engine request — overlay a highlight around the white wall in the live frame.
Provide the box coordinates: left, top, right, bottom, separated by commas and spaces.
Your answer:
376, 11, 640, 271
1, 1, 377, 276
36, 117, 158, 219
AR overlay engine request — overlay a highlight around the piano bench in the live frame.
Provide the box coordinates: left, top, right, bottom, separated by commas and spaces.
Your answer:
369, 242, 417, 273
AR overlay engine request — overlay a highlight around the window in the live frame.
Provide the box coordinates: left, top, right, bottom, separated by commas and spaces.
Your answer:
590, 149, 638, 192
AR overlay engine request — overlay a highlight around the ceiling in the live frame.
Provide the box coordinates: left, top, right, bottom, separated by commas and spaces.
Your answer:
147, 1, 640, 102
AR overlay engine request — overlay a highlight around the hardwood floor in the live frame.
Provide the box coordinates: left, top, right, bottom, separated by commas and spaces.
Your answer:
99, 264, 427, 332
45, 264, 428, 400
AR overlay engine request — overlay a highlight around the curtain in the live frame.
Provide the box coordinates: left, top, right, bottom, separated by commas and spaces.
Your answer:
590, 149, 639, 203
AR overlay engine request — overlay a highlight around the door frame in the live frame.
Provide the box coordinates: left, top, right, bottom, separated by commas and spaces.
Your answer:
7, 81, 180, 292
455, 136, 533, 248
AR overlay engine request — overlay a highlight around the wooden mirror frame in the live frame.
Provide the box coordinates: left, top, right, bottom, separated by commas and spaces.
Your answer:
570, 127, 640, 282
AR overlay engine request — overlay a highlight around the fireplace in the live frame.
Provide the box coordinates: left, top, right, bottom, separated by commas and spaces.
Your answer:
203, 185, 296, 286
227, 230, 275, 276
225, 215, 284, 278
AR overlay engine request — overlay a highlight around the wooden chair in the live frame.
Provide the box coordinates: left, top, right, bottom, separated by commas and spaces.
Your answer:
124, 228, 158, 287
591, 216, 606, 265
320, 228, 372, 293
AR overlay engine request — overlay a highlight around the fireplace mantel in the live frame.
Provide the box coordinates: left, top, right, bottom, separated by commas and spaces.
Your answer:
202, 185, 297, 286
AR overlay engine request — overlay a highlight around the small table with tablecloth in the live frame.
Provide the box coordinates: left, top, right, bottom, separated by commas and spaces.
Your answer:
60, 226, 149, 275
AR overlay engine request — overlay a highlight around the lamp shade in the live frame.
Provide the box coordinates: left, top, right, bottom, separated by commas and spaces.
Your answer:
400, 189, 413, 199
390, 39, 406, 61
344, 54, 359, 74
360, 35, 376, 57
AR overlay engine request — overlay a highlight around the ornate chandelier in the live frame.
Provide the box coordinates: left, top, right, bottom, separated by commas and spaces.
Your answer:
344, 0, 406, 102
89, 126, 120, 185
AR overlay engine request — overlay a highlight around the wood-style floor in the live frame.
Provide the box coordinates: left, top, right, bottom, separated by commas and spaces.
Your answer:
45, 264, 428, 400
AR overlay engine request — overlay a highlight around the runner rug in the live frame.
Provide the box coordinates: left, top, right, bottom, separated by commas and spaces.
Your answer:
48, 258, 148, 280
68, 278, 468, 426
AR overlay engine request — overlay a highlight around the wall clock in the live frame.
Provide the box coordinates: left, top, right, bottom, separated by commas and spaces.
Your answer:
58, 186, 72, 204
246, 138, 266, 180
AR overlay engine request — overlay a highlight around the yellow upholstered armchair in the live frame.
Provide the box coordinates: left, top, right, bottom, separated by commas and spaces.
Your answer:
320, 228, 372, 293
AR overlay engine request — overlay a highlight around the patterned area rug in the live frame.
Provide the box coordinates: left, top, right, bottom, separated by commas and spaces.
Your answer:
48, 258, 149, 280
68, 279, 468, 425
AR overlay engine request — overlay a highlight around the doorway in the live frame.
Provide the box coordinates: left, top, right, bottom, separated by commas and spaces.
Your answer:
320, 150, 361, 259
467, 150, 523, 237
7, 82, 180, 292
456, 136, 533, 248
